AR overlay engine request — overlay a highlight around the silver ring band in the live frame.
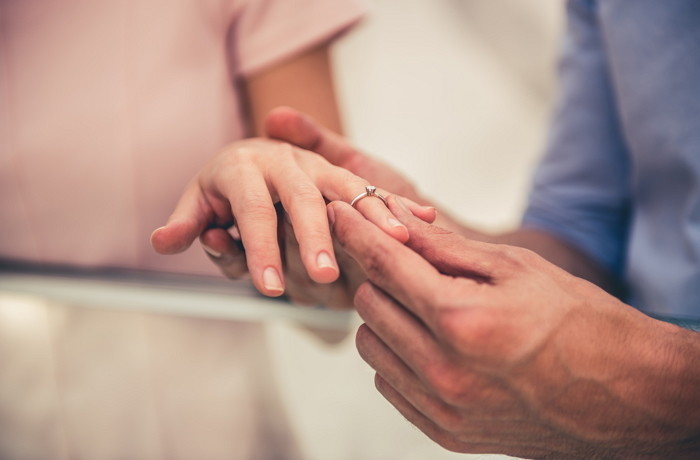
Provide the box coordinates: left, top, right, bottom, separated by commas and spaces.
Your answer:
350, 185, 388, 208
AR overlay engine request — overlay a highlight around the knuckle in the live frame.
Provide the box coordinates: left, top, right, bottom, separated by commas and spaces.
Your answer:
289, 181, 324, 205
301, 228, 332, 248
326, 166, 365, 193
428, 405, 463, 433
423, 360, 464, 404
373, 374, 397, 402
355, 324, 376, 360
225, 140, 273, 165
504, 244, 530, 260
355, 323, 371, 346
226, 144, 254, 163
427, 368, 486, 410
353, 282, 375, 309
338, 168, 364, 187
517, 246, 544, 269
437, 308, 494, 354
238, 194, 275, 219
436, 307, 520, 366
276, 142, 294, 156
494, 244, 538, 272
266, 143, 298, 171
298, 149, 342, 177
292, 145, 324, 164
361, 245, 394, 282
373, 372, 386, 392
435, 381, 466, 407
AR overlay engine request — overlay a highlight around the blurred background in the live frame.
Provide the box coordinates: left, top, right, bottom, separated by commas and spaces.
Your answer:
268, 0, 563, 459
1, 0, 564, 458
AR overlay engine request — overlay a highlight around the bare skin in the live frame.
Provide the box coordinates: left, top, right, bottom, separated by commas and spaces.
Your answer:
261, 107, 699, 456
150, 46, 433, 299
329, 196, 700, 458
263, 107, 621, 301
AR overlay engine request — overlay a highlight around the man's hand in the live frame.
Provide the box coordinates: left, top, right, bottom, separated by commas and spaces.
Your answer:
328, 197, 700, 458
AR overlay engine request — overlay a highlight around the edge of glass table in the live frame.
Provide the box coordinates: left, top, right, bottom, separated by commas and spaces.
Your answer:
0, 262, 353, 330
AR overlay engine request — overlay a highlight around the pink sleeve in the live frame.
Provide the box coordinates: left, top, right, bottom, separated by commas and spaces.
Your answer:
231, 0, 368, 77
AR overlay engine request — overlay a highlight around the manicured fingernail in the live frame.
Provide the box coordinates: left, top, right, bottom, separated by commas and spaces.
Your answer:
201, 244, 222, 258
150, 226, 165, 240
262, 267, 284, 294
387, 216, 406, 229
327, 205, 336, 226
316, 251, 336, 270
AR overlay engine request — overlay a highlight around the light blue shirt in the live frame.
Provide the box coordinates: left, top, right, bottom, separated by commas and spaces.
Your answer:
523, 0, 700, 322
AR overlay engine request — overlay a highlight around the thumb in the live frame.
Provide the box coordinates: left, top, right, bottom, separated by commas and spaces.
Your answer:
387, 196, 498, 282
150, 182, 212, 254
264, 106, 359, 167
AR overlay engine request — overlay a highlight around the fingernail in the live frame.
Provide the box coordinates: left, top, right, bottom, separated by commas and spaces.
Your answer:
263, 267, 284, 294
316, 251, 336, 270
149, 227, 162, 242
201, 244, 222, 258
387, 216, 406, 229
327, 205, 336, 226
150, 226, 165, 240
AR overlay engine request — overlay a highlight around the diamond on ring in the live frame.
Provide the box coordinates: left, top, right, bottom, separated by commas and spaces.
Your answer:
350, 185, 388, 208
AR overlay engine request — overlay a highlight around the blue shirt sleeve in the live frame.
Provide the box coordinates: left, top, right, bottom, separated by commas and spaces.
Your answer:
522, 0, 631, 276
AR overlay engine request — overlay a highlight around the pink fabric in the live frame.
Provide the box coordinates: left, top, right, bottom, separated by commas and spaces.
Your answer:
0, 1, 366, 458
0, 0, 370, 459
0, 0, 366, 275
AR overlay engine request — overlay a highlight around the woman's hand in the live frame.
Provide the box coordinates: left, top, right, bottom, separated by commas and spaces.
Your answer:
150, 137, 435, 298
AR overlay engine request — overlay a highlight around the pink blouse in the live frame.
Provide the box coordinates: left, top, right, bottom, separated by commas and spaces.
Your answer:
0, 0, 366, 275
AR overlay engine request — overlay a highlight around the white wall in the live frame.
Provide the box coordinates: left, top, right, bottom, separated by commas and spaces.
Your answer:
337, 0, 563, 230
268, 1, 564, 459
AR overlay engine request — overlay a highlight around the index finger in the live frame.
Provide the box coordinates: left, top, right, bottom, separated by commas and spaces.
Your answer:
150, 179, 213, 254
328, 200, 445, 326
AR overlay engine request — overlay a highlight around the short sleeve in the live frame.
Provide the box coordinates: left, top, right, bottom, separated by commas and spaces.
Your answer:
230, 0, 368, 77
522, 0, 632, 276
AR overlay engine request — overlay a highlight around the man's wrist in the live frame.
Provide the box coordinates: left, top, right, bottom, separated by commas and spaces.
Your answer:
518, 303, 700, 458
575, 310, 700, 457
637, 320, 700, 457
